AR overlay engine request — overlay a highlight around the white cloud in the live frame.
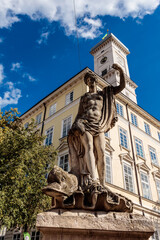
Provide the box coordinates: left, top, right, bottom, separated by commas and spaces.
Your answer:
0, 64, 5, 84
0, 0, 159, 39
0, 81, 21, 109
23, 73, 36, 82
11, 62, 21, 71
37, 31, 50, 45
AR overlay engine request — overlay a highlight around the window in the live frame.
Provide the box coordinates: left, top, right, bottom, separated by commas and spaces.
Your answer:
0, 226, 6, 240
13, 233, 21, 240
140, 172, 151, 199
156, 179, 160, 201
31, 231, 40, 240
45, 127, 53, 146
36, 112, 42, 125
144, 122, 151, 135
59, 154, 69, 171
149, 146, 158, 165
119, 128, 128, 149
65, 91, 73, 105
106, 154, 112, 183
62, 116, 72, 138
116, 102, 123, 117
123, 163, 134, 192
102, 69, 107, 76
152, 230, 159, 240
131, 113, 138, 127
158, 132, 160, 142
24, 122, 29, 129
49, 103, 56, 116
135, 138, 144, 158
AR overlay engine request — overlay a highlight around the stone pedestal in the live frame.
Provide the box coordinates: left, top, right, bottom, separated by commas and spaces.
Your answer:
36, 209, 154, 240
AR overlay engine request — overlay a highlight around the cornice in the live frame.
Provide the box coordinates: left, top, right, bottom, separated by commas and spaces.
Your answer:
21, 68, 90, 121
20, 67, 160, 129
90, 33, 130, 56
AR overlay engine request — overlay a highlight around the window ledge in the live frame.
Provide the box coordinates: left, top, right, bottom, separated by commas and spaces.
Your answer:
136, 155, 146, 162
119, 145, 130, 152
151, 162, 160, 169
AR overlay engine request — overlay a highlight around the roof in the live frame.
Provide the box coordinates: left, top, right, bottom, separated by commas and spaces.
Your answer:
90, 33, 130, 55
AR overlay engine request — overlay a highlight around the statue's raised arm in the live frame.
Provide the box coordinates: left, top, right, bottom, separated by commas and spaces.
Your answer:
112, 63, 126, 95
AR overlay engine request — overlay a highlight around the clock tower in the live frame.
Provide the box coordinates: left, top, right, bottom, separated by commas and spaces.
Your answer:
90, 33, 138, 103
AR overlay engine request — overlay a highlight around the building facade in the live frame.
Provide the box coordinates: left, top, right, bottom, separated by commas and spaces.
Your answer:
2, 33, 160, 240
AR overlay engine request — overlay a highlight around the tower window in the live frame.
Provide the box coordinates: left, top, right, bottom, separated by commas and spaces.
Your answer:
102, 69, 107, 76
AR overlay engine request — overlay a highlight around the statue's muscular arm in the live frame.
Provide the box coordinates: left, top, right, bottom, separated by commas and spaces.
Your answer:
112, 64, 125, 95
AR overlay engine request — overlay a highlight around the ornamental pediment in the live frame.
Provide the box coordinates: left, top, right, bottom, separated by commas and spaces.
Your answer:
119, 153, 134, 165
137, 162, 150, 173
57, 140, 68, 151
105, 142, 114, 152
152, 170, 160, 179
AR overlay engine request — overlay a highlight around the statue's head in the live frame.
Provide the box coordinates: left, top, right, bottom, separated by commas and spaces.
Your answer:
84, 71, 97, 86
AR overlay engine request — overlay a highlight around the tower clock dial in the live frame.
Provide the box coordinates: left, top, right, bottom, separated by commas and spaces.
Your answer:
100, 56, 107, 64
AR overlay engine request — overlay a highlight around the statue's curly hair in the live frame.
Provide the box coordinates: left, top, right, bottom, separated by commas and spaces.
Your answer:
84, 71, 98, 85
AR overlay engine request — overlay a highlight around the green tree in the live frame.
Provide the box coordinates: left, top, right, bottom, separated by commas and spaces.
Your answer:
0, 109, 56, 231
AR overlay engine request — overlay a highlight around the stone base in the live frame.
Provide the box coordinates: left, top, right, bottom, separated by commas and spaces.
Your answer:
36, 209, 154, 240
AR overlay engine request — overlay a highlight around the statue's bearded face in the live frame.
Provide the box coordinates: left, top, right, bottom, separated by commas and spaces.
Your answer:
86, 77, 96, 88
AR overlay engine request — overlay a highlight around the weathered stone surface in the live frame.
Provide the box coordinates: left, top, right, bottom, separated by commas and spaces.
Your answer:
43, 166, 133, 212
36, 209, 154, 240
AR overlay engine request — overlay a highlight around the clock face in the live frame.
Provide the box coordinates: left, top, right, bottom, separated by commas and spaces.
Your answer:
100, 56, 107, 64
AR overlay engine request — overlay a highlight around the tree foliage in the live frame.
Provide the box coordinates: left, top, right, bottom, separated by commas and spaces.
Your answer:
0, 109, 56, 230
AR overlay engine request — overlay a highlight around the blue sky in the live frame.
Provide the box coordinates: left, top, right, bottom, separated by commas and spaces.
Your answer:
0, 1, 160, 120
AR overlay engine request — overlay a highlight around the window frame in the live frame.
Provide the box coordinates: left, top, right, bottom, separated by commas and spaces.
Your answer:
65, 91, 74, 105
134, 137, 145, 159
155, 178, 160, 202
24, 122, 29, 129
36, 112, 42, 125
140, 171, 151, 200
116, 102, 124, 117
149, 146, 158, 166
158, 132, 160, 142
61, 115, 72, 138
58, 153, 69, 172
144, 122, 151, 136
45, 126, 54, 146
131, 113, 138, 127
49, 103, 57, 117
12, 233, 21, 240
119, 127, 129, 149
105, 152, 112, 184
122, 162, 134, 193
31, 230, 40, 240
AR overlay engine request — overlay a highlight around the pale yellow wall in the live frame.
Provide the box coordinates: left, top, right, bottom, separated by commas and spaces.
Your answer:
21, 72, 160, 227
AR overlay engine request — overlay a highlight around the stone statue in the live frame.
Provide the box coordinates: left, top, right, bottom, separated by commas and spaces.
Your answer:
43, 64, 133, 212
68, 64, 125, 187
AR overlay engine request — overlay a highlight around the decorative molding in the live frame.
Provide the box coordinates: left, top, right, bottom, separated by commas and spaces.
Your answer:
137, 162, 150, 173
105, 142, 114, 153
57, 139, 68, 152
152, 170, 160, 179
119, 153, 134, 166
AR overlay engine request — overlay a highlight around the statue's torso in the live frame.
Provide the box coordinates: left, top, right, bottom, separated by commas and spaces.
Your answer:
81, 91, 103, 122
